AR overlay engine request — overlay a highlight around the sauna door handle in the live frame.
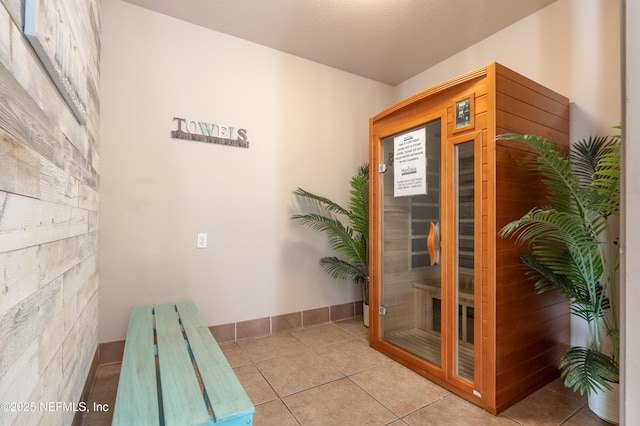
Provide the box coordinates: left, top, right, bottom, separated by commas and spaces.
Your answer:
427, 222, 440, 266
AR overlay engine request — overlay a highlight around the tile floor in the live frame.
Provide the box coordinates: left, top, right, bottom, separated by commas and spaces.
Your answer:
82, 317, 612, 425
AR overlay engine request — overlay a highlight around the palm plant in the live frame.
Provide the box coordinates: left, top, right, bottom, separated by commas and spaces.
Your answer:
498, 131, 620, 396
291, 164, 369, 304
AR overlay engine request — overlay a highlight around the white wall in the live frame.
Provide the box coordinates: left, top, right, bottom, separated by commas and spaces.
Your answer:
395, 0, 621, 350
397, 0, 620, 140
99, 0, 393, 342
622, 0, 639, 422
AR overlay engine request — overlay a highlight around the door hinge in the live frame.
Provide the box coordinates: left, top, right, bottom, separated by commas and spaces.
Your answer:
378, 163, 387, 173
378, 305, 388, 316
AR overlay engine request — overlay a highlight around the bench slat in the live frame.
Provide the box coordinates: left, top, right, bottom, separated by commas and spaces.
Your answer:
112, 307, 159, 426
176, 302, 255, 424
155, 303, 211, 426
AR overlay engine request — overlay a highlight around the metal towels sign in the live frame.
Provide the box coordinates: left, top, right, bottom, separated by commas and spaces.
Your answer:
171, 117, 249, 149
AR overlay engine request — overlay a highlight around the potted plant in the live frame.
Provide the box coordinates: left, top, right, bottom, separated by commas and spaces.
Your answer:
291, 164, 370, 326
498, 131, 620, 423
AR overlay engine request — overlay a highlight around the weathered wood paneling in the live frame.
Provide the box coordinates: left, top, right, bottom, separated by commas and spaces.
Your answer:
0, 277, 63, 399
0, 245, 39, 312
0, 0, 101, 423
0, 191, 89, 253
0, 129, 40, 198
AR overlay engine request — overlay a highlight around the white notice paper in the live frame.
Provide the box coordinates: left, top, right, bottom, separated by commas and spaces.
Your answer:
394, 128, 427, 197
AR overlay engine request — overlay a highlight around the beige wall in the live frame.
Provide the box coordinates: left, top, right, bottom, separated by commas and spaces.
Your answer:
96, 0, 640, 423
0, 0, 101, 424
99, 0, 393, 342
99, 0, 625, 344
396, 0, 633, 418
396, 0, 621, 139
396, 0, 621, 350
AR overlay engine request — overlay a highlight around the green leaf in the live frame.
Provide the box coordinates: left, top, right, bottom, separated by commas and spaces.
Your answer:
560, 347, 619, 395
291, 164, 370, 303
498, 130, 620, 387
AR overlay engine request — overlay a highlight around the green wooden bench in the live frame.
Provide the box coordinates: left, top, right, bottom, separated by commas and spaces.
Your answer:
112, 302, 254, 426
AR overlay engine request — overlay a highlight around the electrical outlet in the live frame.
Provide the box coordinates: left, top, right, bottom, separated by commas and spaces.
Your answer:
197, 233, 207, 249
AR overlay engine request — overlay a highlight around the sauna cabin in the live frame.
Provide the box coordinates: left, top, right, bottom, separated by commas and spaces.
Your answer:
368, 62, 570, 414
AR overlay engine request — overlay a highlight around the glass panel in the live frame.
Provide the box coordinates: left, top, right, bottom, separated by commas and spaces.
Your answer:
455, 141, 475, 382
381, 120, 442, 367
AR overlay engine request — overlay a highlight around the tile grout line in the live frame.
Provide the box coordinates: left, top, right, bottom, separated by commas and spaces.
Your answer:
248, 349, 303, 425
273, 323, 409, 423
231, 319, 596, 426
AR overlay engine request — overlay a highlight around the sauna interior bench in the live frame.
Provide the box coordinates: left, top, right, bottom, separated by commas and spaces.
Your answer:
112, 302, 254, 426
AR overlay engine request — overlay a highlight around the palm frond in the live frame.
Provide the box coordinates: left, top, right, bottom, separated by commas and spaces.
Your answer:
498, 130, 621, 392
519, 253, 575, 294
496, 134, 585, 216
320, 257, 367, 284
290, 212, 347, 234
570, 135, 614, 186
291, 164, 370, 303
291, 188, 349, 216
592, 142, 621, 216
349, 167, 369, 238
560, 347, 619, 395
291, 210, 363, 259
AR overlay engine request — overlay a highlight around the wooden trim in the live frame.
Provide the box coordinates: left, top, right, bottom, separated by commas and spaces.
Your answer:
483, 61, 498, 410
372, 67, 488, 122
72, 346, 99, 426
98, 340, 125, 365
445, 130, 483, 397
99, 301, 365, 364
368, 116, 381, 344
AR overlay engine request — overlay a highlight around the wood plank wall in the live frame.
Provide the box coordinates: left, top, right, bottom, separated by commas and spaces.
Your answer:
0, 1, 101, 424
493, 63, 570, 411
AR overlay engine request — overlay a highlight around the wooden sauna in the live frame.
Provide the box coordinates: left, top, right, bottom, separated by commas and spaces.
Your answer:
368, 63, 570, 414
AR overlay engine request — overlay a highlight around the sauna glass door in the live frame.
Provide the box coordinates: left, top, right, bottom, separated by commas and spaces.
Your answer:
448, 134, 478, 384
378, 120, 478, 385
379, 120, 443, 368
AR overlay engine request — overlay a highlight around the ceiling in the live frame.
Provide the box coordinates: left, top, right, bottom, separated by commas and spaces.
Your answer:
122, 0, 558, 86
